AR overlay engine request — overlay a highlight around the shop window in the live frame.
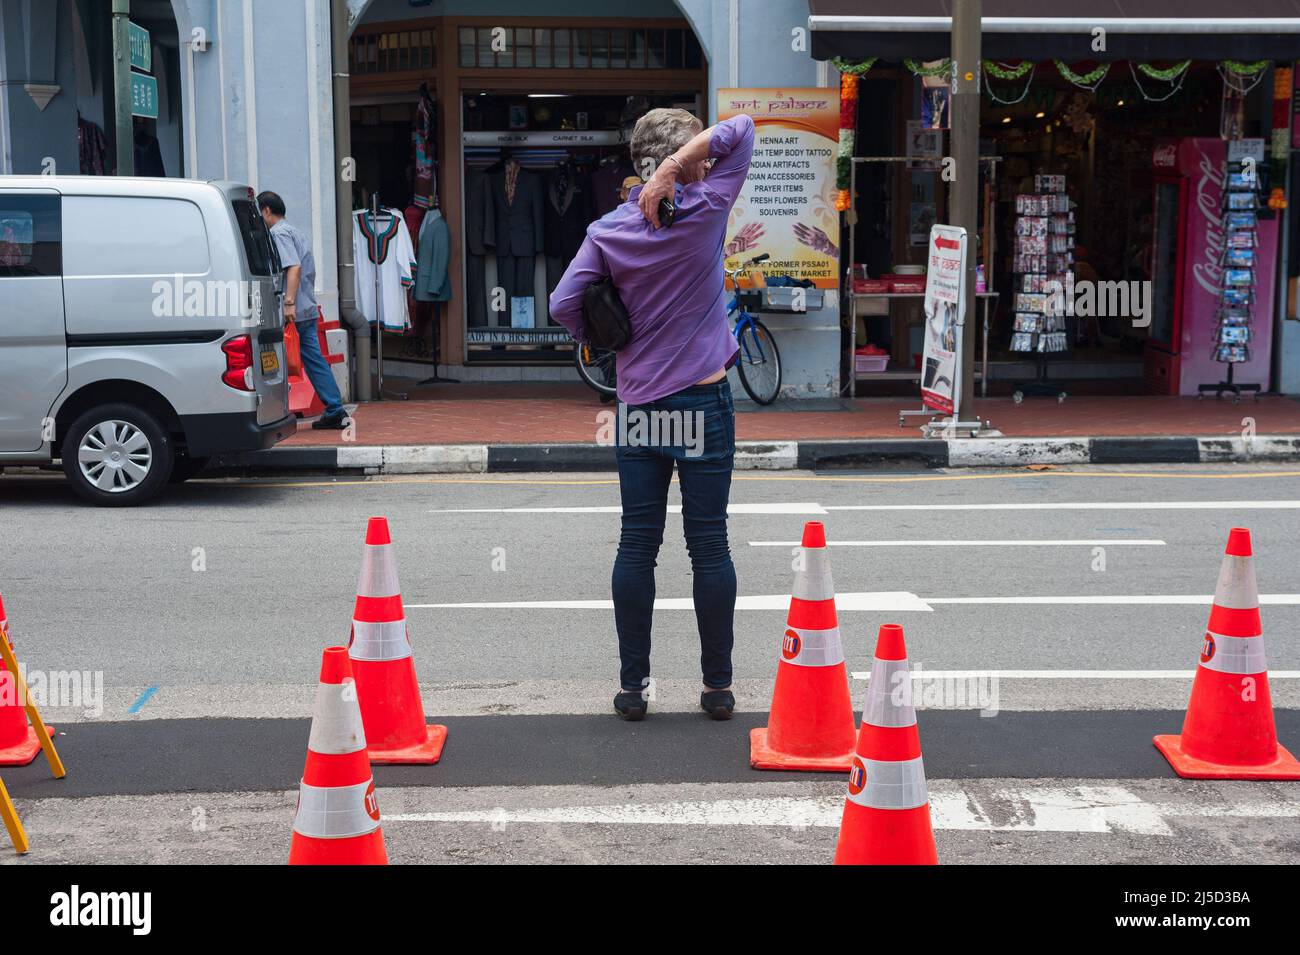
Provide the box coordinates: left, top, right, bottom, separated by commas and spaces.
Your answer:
446, 24, 699, 72
628, 30, 646, 69
515, 27, 534, 69
574, 29, 589, 68
666, 31, 684, 69
684, 31, 702, 70
590, 28, 609, 69
647, 30, 665, 69
608, 29, 627, 69
352, 28, 435, 74
458, 26, 475, 68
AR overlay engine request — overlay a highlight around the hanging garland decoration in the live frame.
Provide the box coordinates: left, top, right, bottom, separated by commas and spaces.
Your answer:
983, 60, 1034, 81
1129, 60, 1190, 103
832, 56, 877, 76
1054, 59, 1110, 92
1219, 59, 1270, 96
1137, 60, 1191, 82
835, 69, 860, 211
983, 61, 1036, 105
1223, 60, 1269, 76
904, 58, 952, 77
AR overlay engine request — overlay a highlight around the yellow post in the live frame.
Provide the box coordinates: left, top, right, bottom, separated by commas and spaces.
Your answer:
0, 775, 28, 854
0, 622, 65, 779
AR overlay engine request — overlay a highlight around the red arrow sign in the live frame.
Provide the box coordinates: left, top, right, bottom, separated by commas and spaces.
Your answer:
934, 235, 961, 250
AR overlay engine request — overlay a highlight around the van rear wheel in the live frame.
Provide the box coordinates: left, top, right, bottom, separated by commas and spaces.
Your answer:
61, 403, 173, 506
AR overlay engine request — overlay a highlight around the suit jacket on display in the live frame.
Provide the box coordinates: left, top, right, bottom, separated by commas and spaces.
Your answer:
463, 168, 495, 256
488, 163, 545, 258
414, 209, 451, 303
544, 166, 596, 263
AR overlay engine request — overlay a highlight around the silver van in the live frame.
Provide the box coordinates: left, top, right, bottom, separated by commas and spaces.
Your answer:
0, 177, 295, 505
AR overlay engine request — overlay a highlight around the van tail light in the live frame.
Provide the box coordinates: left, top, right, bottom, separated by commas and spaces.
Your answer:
221, 335, 255, 391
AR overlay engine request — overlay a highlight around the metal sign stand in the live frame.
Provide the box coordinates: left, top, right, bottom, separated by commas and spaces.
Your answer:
369, 193, 407, 401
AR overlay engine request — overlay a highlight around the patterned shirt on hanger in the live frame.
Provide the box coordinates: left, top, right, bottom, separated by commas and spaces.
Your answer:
352, 208, 415, 331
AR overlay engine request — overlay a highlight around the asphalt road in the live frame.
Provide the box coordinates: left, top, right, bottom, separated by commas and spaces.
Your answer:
2, 463, 1300, 864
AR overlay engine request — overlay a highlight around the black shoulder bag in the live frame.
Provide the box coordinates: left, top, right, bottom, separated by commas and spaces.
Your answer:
581, 276, 633, 351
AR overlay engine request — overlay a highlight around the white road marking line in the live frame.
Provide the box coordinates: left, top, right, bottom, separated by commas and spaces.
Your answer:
427, 502, 828, 515
406, 591, 933, 612
749, 539, 1166, 547
385, 785, 1300, 835
924, 594, 1300, 605
407, 592, 1300, 612
825, 500, 1300, 511
848, 669, 1300, 680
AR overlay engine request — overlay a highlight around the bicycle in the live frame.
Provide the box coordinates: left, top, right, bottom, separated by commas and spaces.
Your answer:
573, 340, 618, 400
573, 253, 783, 405
727, 253, 782, 405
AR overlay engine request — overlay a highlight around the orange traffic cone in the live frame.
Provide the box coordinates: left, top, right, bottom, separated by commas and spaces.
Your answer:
834, 624, 937, 865
348, 517, 447, 765
750, 521, 857, 772
0, 594, 43, 767
1154, 528, 1300, 779
289, 647, 388, 865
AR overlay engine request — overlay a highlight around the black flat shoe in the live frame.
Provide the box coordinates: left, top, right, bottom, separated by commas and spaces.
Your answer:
311, 413, 350, 430
614, 690, 648, 721
700, 689, 735, 721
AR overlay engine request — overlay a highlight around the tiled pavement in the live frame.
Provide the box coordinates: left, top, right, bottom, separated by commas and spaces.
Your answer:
283, 381, 1300, 448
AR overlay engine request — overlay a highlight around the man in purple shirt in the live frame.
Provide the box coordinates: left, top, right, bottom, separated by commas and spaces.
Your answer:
550, 110, 755, 722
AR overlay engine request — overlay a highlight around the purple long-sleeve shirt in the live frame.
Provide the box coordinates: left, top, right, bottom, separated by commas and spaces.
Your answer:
549, 114, 755, 405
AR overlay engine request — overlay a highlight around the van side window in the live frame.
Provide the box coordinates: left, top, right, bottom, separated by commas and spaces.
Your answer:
232, 199, 276, 276
0, 194, 60, 278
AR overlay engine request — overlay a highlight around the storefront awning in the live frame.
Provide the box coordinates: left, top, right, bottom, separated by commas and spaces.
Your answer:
808, 2, 1300, 62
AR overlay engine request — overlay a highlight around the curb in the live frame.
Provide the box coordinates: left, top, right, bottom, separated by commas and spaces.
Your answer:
207, 435, 1300, 477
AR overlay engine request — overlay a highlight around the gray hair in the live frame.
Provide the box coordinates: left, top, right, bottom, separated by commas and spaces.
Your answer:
629, 108, 703, 180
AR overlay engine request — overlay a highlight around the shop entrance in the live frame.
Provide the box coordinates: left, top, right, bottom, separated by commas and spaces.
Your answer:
347, 13, 708, 380
461, 90, 697, 362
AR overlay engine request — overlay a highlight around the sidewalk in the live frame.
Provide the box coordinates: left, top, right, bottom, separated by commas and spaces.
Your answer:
213, 381, 1300, 474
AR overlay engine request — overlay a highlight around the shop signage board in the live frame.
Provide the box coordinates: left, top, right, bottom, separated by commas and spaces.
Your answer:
462, 130, 623, 147
920, 224, 968, 416
465, 328, 572, 348
717, 88, 840, 290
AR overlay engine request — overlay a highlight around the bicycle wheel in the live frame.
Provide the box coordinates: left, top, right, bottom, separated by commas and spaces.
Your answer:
735, 318, 782, 405
573, 342, 618, 397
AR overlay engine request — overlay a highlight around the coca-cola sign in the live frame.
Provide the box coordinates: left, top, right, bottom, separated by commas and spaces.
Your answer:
1152, 142, 1178, 169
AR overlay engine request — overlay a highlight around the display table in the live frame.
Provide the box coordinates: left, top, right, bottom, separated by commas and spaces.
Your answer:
849, 291, 1000, 396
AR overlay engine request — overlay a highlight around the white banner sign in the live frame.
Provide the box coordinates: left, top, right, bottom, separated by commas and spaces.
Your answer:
920, 224, 968, 416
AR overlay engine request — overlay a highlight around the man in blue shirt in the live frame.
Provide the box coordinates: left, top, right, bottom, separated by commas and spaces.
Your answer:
259, 191, 349, 429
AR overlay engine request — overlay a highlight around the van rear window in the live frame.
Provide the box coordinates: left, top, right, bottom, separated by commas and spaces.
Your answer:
232, 199, 276, 276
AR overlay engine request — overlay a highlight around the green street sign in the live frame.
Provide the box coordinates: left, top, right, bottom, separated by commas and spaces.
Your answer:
129, 22, 152, 73
131, 72, 158, 119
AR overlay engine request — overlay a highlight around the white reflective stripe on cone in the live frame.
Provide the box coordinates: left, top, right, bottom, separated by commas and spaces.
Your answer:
293, 779, 380, 839
792, 547, 834, 602
357, 544, 401, 598
349, 619, 412, 662
861, 657, 917, 728
845, 755, 929, 811
1214, 554, 1259, 610
1199, 631, 1268, 676
307, 680, 367, 755
779, 625, 844, 667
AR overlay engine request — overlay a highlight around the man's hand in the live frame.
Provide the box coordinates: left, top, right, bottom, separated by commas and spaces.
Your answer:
638, 164, 677, 229
284, 301, 297, 321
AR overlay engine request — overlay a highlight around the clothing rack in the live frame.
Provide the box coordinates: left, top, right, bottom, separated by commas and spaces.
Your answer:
367, 192, 407, 401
